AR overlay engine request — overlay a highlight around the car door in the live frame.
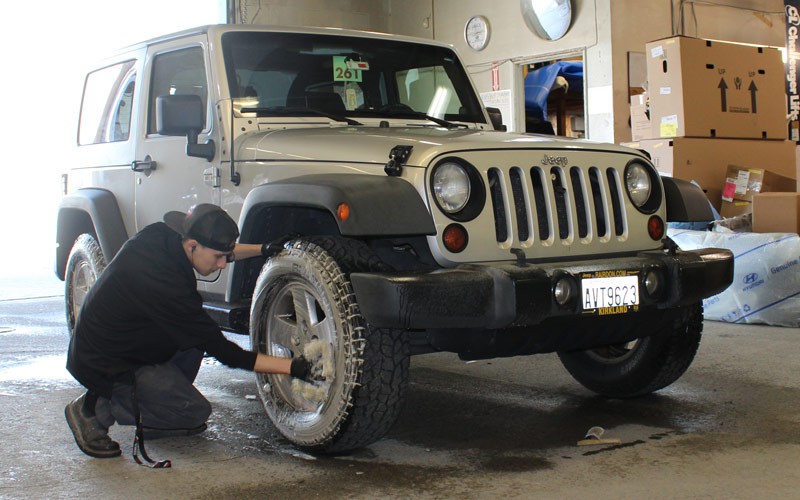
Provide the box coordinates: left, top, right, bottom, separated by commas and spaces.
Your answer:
134, 37, 220, 232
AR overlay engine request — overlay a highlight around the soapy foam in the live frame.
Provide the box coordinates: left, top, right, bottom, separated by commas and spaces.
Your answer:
291, 339, 334, 404
304, 339, 334, 379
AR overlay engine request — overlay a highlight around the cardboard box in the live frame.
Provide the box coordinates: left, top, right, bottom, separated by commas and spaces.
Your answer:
720, 199, 752, 218
797, 144, 800, 192
621, 138, 796, 211
752, 192, 800, 233
630, 94, 651, 141
722, 166, 796, 202
645, 36, 787, 140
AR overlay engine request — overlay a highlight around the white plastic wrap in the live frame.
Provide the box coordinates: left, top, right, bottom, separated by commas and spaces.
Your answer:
668, 229, 800, 327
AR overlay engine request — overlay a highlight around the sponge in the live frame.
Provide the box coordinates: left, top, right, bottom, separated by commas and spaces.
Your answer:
291, 340, 334, 404
303, 339, 334, 379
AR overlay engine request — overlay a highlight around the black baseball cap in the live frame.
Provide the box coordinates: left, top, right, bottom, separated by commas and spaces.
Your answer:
163, 204, 239, 252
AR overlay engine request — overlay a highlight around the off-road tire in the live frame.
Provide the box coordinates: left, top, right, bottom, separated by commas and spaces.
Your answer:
65, 234, 106, 337
250, 237, 408, 453
557, 303, 703, 398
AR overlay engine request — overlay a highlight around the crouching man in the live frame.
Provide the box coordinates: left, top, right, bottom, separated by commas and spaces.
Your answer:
65, 204, 309, 459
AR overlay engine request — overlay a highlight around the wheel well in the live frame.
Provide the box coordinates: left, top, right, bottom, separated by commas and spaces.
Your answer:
55, 209, 96, 280
231, 205, 438, 303
231, 205, 341, 302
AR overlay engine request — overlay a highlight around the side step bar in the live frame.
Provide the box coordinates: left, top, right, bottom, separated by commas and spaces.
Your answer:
202, 301, 250, 334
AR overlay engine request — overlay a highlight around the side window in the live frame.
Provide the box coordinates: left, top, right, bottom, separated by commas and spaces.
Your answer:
78, 61, 136, 145
148, 47, 207, 134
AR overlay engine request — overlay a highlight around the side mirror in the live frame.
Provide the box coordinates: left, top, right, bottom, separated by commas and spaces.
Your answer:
485, 107, 507, 131
156, 95, 215, 161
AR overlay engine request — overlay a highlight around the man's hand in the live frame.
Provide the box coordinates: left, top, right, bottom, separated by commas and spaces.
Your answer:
261, 233, 300, 258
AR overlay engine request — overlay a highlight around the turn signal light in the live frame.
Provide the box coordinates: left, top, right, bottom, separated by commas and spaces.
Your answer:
337, 202, 350, 222
443, 224, 468, 253
647, 215, 665, 240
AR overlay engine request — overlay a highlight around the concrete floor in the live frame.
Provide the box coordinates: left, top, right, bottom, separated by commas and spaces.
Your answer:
1, 270, 799, 499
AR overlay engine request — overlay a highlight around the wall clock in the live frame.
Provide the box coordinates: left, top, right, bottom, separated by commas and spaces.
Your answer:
465, 15, 490, 51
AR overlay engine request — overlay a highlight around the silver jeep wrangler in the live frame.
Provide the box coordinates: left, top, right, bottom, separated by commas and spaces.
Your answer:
57, 25, 733, 453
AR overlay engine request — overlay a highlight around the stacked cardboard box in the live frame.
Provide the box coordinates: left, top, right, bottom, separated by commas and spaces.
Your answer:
623, 138, 795, 212
623, 36, 796, 219
645, 36, 786, 140
720, 166, 796, 217
630, 94, 650, 142
753, 193, 800, 233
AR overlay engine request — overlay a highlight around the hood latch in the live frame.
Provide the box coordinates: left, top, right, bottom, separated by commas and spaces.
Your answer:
385, 145, 413, 176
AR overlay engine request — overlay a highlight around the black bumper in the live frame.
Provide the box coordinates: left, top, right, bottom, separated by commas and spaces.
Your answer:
350, 247, 734, 329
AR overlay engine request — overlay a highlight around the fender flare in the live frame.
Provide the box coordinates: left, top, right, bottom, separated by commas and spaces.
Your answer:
661, 177, 716, 222
240, 174, 436, 237
55, 188, 128, 279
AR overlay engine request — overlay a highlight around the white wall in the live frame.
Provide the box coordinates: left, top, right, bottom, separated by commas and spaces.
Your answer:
239, 0, 391, 31
432, 0, 603, 135
0, 0, 224, 274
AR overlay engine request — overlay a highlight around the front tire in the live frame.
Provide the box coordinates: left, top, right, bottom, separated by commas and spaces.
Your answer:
557, 303, 703, 398
250, 238, 408, 453
65, 234, 106, 336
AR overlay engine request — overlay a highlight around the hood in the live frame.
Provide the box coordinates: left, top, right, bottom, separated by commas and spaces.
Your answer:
235, 126, 634, 168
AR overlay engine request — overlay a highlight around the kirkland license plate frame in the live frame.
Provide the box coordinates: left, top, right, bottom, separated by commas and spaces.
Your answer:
580, 270, 640, 315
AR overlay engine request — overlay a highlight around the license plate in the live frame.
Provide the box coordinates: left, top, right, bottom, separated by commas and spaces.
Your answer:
581, 271, 639, 315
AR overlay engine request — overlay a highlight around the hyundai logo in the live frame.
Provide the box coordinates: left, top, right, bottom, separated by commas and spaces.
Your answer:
743, 273, 759, 284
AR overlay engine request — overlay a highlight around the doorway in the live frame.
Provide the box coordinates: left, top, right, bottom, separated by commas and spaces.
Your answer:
518, 53, 585, 137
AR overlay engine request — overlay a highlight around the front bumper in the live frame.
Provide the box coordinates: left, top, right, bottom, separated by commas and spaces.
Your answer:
350, 247, 733, 329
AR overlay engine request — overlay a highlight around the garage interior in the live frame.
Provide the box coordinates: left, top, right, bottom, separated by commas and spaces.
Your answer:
1, 1, 799, 499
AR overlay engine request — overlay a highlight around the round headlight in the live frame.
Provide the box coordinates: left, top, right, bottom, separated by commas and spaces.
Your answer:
433, 162, 471, 213
626, 163, 652, 208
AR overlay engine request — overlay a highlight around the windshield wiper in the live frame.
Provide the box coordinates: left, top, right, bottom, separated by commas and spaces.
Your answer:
372, 104, 468, 129
240, 106, 363, 126
413, 112, 469, 129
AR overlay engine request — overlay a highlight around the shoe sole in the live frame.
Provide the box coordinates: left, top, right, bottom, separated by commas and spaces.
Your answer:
65, 403, 122, 458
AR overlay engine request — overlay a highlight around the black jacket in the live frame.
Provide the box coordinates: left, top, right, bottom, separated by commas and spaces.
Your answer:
67, 222, 257, 398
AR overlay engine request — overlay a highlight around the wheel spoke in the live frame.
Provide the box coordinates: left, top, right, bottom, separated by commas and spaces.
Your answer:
269, 314, 298, 353
290, 287, 315, 333
309, 315, 333, 342
71, 263, 95, 312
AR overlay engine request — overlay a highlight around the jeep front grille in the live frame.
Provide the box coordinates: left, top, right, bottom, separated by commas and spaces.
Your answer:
486, 164, 627, 246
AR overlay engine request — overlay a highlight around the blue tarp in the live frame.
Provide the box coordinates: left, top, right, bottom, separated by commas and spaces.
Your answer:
524, 61, 583, 122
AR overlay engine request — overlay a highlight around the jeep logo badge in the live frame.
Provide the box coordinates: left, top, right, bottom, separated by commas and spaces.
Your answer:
541, 154, 568, 166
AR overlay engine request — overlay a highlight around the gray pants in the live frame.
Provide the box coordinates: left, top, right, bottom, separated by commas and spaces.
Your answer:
95, 349, 211, 430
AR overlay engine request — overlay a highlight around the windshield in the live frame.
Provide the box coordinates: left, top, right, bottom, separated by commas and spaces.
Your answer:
221, 31, 486, 124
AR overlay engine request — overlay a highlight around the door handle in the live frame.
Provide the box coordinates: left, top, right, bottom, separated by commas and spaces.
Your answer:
131, 155, 157, 172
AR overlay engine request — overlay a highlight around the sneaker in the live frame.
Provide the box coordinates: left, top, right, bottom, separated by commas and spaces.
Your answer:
143, 423, 208, 440
65, 393, 121, 458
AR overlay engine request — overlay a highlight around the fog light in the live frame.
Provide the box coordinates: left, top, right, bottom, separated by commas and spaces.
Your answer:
648, 215, 665, 240
644, 268, 663, 298
554, 276, 576, 306
443, 224, 468, 253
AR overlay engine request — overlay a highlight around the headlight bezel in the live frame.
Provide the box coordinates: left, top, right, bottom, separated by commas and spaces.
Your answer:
430, 157, 485, 222
624, 159, 662, 214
